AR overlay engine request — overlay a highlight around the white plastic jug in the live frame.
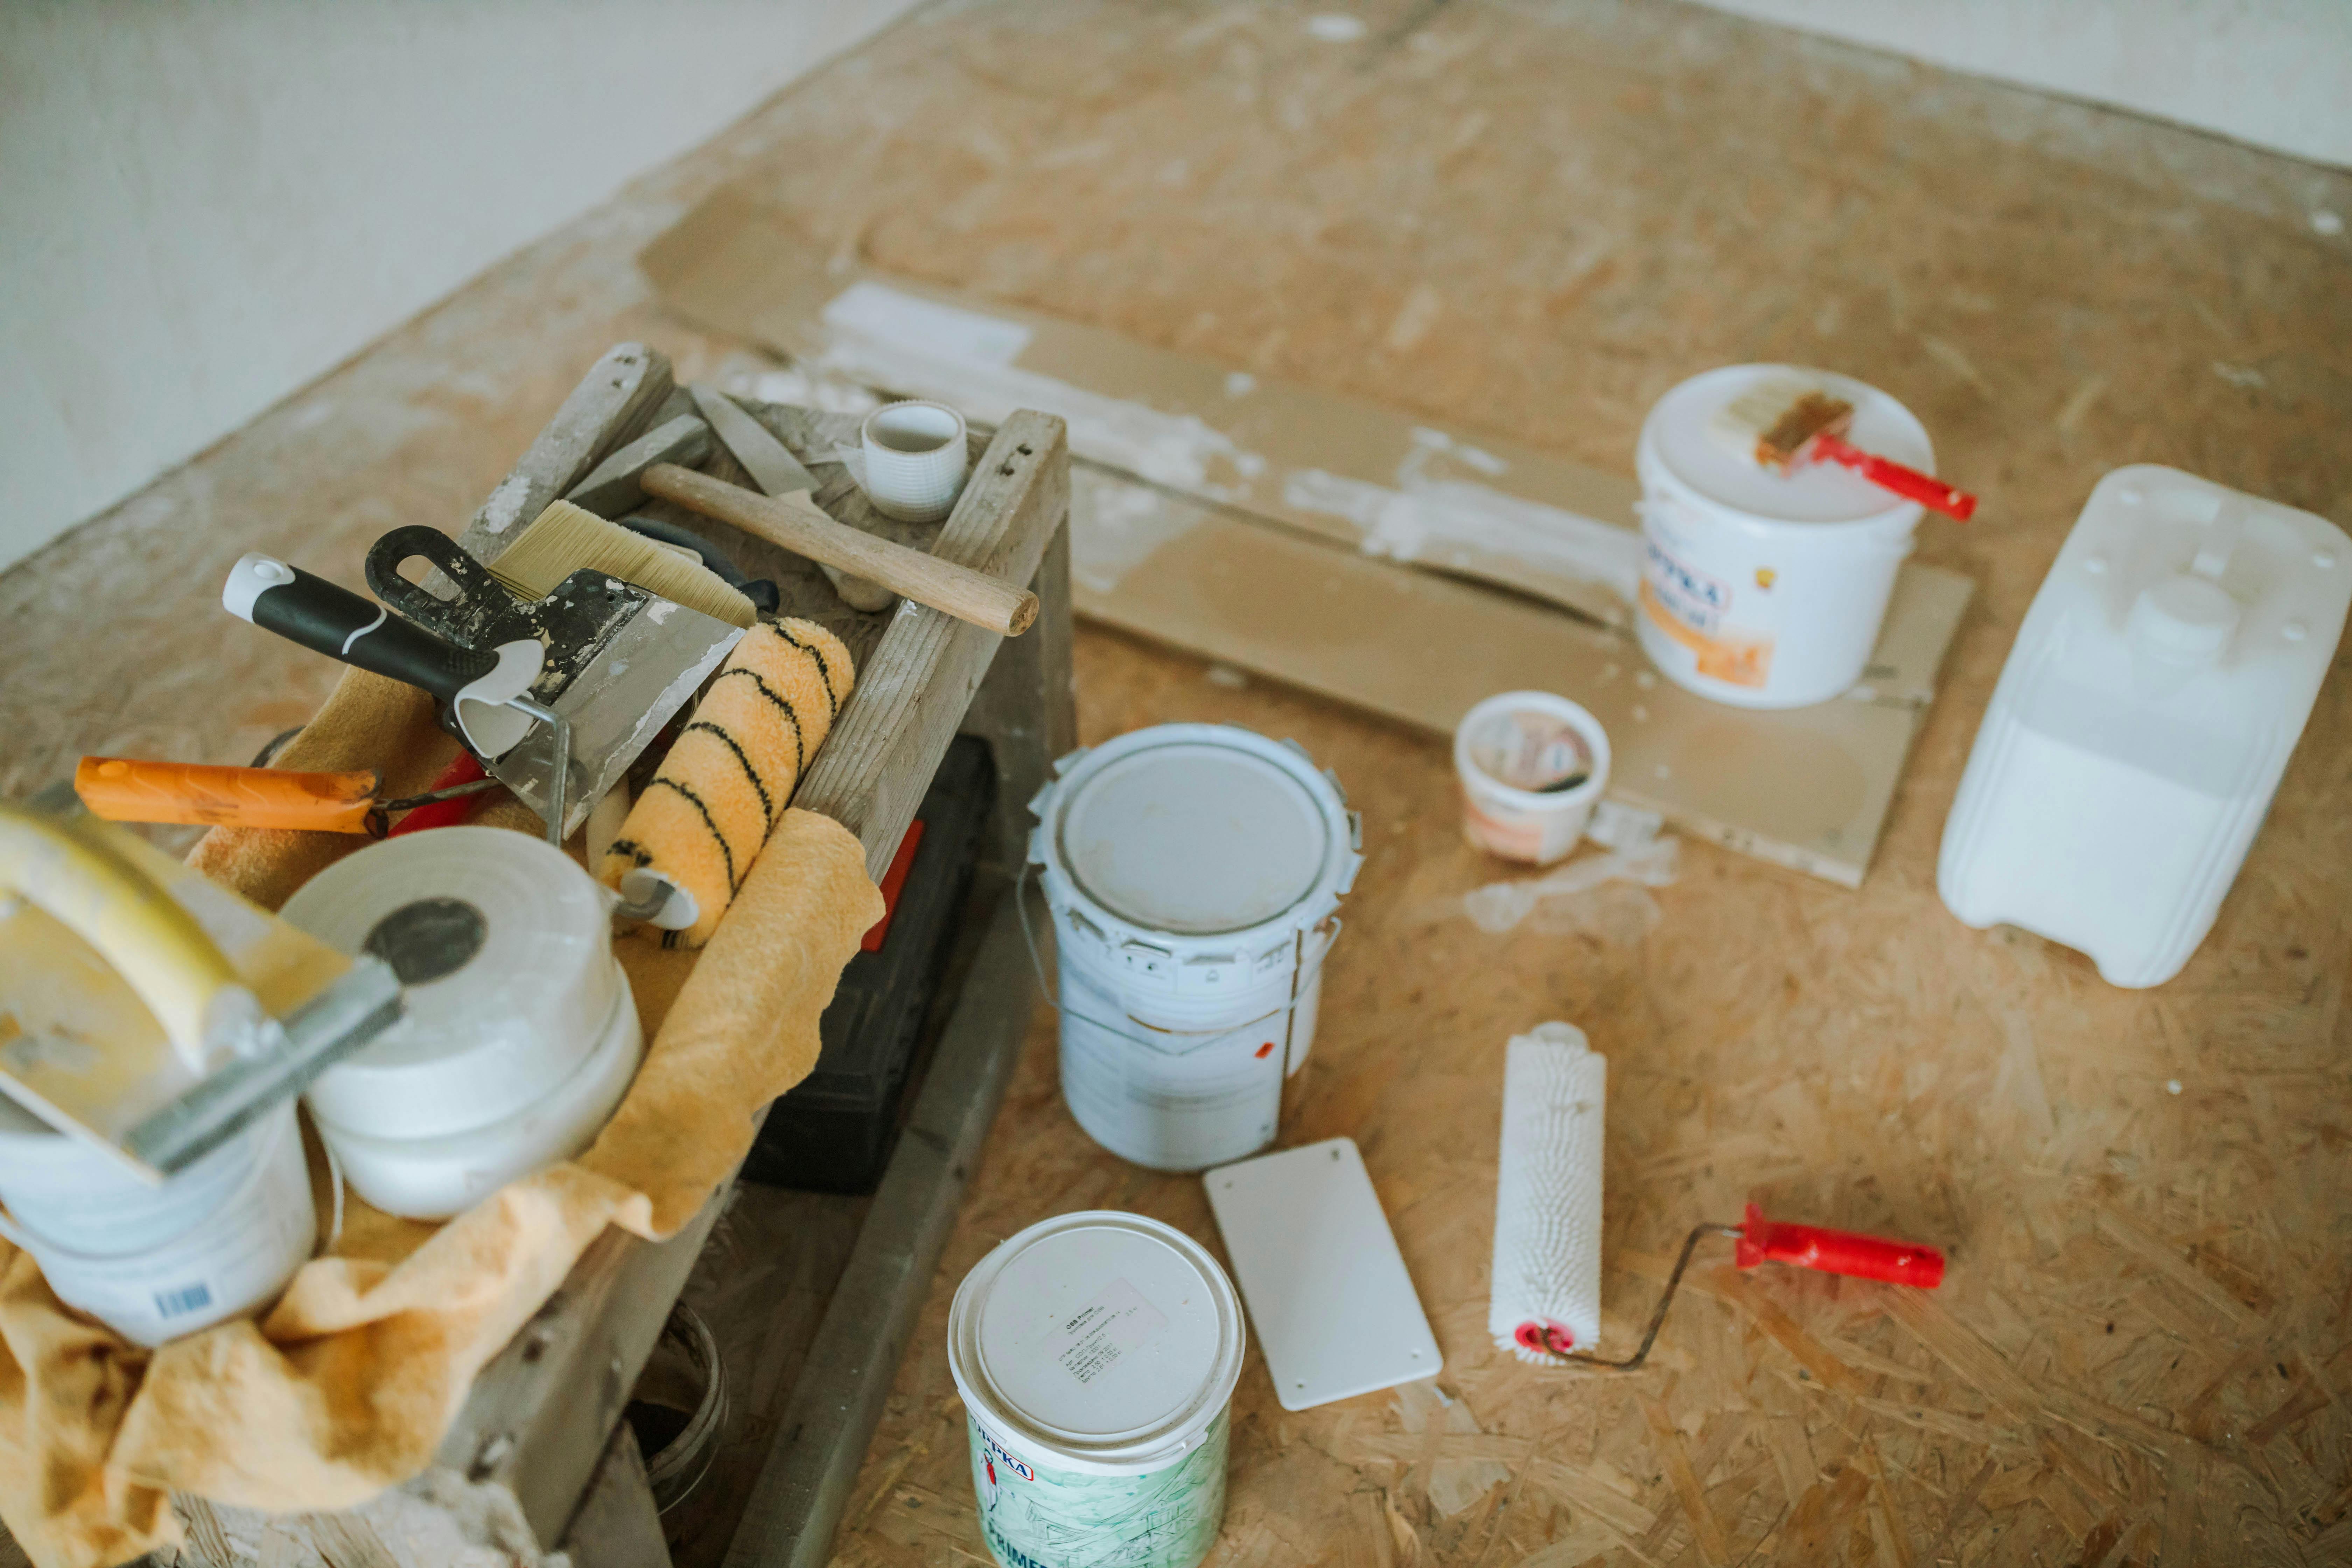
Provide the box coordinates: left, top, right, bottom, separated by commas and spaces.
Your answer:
1938, 466, 2350, 987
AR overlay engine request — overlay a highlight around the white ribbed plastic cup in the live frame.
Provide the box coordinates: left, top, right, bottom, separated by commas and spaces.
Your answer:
859, 400, 969, 523
1454, 692, 1610, 866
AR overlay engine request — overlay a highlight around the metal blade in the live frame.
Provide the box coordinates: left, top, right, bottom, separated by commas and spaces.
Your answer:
691, 383, 819, 498
692, 383, 899, 612
488, 596, 744, 839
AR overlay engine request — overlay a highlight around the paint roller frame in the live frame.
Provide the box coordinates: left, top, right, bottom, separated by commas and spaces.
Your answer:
1515, 1220, 1743, 1372
1515, 1203, 1946, 1371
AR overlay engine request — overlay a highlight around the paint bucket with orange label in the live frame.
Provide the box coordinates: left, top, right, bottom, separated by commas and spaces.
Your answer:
1636, 365, 1933, 708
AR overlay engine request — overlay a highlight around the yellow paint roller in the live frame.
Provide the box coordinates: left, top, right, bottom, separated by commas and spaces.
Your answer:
597, 618, 855, 947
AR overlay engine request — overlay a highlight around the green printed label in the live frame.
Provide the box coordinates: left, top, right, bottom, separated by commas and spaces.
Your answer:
967, 1412, 1227, 1568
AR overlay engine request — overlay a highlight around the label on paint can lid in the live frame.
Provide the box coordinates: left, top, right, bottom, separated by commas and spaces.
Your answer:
1048, 1276, 1170, 1385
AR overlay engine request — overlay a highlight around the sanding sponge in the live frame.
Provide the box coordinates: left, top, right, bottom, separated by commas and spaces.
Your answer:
598, 618, 854, 947
1489, 1021, 1606, 1362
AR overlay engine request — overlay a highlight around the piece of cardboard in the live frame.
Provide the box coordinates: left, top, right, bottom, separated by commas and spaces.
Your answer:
1066, 468, 1937, 887
646, 190, 1640, 630
643, 189, 1973, 883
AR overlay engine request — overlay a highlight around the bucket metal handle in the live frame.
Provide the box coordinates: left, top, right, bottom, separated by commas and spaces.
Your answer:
1015, 863, 1343, 1059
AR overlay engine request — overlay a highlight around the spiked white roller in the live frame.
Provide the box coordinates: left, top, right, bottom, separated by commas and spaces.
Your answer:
1489, 1021, 1606, 1362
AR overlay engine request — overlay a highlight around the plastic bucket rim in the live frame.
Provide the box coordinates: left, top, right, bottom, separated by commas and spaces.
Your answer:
947, 1210, 1244, 1477
0, 1101, 295, 1262
1034, 723, 1361, 961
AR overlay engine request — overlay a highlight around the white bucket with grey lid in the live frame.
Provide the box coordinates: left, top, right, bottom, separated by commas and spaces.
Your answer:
948, 1210, 1244, 1568
0, 1098, 314, 1346
1028, 724, 1363, 1172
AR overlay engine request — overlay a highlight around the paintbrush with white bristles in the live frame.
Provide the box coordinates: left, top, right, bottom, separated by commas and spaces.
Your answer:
1709, 374, 1976, 520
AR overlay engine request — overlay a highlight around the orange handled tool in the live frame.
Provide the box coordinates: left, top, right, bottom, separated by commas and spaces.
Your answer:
75, 756, 499, 836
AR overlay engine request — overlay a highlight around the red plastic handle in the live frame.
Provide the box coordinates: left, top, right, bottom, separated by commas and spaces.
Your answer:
385, 752, 488, 837
1814, 432, 1976, 522
1734, 1203, 1945, 1288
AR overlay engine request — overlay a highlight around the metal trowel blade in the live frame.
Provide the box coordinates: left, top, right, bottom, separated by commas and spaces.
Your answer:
490, 590, 745, 839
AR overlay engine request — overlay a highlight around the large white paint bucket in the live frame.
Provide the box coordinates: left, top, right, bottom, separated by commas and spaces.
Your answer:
948, 1210, 1245, 1568
1029, 725, 1363, 1173
0, 1099, 314, 1346
1635, 364, 1934, 708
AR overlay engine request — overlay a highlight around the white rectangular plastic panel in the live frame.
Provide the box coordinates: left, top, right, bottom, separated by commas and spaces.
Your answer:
1203, 1136, 1441, 1410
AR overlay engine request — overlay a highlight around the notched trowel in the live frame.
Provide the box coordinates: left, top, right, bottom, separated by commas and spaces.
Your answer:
0, 789, 402, 1176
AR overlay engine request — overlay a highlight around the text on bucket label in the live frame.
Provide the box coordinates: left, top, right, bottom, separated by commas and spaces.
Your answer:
1052, 1276, 1170, 1386
1640, 531, 1774, 688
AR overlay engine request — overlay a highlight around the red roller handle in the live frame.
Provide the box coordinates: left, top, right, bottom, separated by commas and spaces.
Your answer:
1734, 1203, 1945, 1289
385, 752, 488, 837
1813, 432, 1976, 522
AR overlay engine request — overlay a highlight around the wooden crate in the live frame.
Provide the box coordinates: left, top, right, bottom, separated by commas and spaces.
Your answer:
171, 344, 1073, 1568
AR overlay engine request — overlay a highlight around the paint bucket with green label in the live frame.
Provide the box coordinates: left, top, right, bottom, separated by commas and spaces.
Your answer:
948, 1210, 1245, 1568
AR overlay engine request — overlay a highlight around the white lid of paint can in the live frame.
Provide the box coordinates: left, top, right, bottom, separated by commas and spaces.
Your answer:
1029, 725, 1363, 1001
1453, 692, 1611, 867
948, 1210, 1244, 1476
1640, 363, 1934, 534
280, 828, 622, 1141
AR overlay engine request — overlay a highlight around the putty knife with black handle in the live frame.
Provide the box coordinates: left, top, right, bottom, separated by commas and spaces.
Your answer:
224, 552, 547, 758
224, 548, 744, 844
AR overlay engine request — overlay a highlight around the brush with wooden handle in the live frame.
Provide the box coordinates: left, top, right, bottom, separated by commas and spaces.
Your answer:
641, 463, 1038, 636
1711, 375, 1976, 521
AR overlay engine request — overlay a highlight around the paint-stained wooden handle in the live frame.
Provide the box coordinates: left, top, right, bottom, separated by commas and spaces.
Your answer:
641, 464, 1038, 636
75, 757, 382, 833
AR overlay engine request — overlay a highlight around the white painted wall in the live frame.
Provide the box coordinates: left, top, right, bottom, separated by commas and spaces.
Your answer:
0, 0, 922, 573
1694, 0, 2352, 168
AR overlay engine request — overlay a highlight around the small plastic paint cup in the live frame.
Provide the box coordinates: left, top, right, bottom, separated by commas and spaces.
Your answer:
948, 1210, 1244, 1568
1454, 692, 1610, 866
859, 400, 969, 523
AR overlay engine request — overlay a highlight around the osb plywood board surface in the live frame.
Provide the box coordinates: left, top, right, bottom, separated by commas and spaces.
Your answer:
673, 2, 2349, 1566
0, 1, 2346, 1565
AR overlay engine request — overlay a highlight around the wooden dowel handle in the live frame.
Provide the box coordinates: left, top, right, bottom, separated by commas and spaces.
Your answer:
641, 464, 1037, 636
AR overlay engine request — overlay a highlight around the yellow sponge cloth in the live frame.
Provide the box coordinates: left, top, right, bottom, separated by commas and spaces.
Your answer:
598, 618, 855, 946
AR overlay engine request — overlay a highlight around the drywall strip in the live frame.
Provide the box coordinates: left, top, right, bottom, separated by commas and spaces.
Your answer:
642, 188, 1974, 883
643, 189, 1640, 630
